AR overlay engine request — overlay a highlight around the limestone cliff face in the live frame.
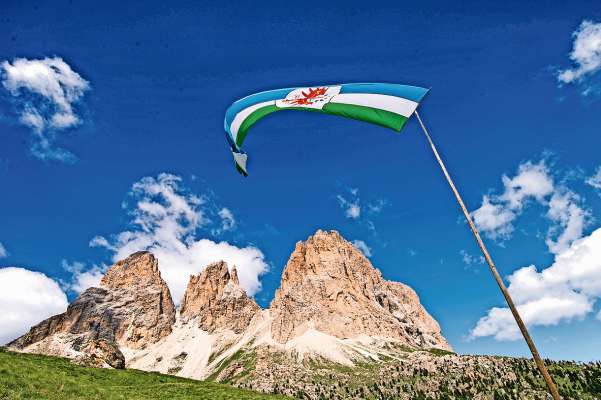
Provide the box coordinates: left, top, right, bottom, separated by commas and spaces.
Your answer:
268, 230, 451, 350
180, 261, 259, 334
98, 251, 176, 347
9, 251, 176, 366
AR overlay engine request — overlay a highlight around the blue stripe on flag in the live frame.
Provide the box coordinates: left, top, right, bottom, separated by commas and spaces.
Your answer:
224, 83, 429, 143
340, 83, 429, 103
225, 87, 294, 128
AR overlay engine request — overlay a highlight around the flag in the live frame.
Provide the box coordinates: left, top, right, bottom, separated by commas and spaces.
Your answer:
224, 83, 429, 176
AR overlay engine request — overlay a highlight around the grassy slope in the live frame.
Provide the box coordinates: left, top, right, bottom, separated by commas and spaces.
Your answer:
0, 349, 289, 400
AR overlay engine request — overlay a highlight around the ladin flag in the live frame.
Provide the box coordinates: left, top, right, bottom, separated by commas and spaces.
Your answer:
224, 83, 429, 176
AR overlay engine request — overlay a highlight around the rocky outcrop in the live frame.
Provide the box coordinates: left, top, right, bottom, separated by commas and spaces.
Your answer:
9, 251, 175, 365
269, 230, 450, 350
180, 261, 259, 333
79, 338, 125, 369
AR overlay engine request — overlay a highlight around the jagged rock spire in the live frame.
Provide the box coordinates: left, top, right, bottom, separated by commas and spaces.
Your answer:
180, 261, 259, 334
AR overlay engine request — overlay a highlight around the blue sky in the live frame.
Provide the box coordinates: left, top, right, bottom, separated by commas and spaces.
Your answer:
1, 0, 601, 361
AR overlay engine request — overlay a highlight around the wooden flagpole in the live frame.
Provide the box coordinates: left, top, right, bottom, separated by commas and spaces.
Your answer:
414, 111, 561, 400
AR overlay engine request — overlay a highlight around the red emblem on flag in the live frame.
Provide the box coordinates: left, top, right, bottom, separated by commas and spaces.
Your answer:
283, 87, 329, 106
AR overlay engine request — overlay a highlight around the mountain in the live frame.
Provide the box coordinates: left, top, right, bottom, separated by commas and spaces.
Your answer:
6, 230, 601, 400
9, 251, 175, 368
269, 230, 449, 349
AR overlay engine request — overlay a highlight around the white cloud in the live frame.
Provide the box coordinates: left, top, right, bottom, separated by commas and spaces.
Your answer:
20, 108, 45, 133
472, 162, 554, 240
545, 190, 589, 254
498, 162, 554, 207
336, 188, 388, 233
351, 240, 372, 257
61, 260, 106, 294
472, 161, 589, 254
471, 195, 516, 240
346, 204, 360, 219
470, 227, 601, 341
89, 236, 111, 249
586, 166, 601, 191
1, 56, 89, 161
212, 207, 236, 235
0, 242, 7, 258
72, 269, 104, 293
0, 267, 68, 345
337, 193, 361, 219
89, 173, 268, 303
557, 21, 601, 86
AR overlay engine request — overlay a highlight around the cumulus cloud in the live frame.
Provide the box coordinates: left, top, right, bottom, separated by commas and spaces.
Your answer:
0, 267, 68, 345
472, 161, 590, 254
61, 260, 106, 294
557, 20, 601, 89
351, 240, 372, 257
470, 227, 601, 341
472, 162, 554, 240
88, 173, 268, 303
471, 196, 517, 240
1, 56, 90, 162
0, 242, 7, 258
545, 190, 589, 254
586, 166, 601, 191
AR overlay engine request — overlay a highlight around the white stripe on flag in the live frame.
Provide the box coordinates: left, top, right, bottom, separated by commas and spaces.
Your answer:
329, 93, 418, 117
230, 100, 276, 141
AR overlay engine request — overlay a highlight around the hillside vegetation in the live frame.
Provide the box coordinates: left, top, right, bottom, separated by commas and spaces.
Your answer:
215, 346, 601, 400
0, 349, 289, 400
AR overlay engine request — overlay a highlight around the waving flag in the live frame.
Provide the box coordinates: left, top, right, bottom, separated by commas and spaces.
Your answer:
224, 83, 429, 176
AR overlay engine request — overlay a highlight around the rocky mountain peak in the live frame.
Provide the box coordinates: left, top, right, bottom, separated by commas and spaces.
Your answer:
269, 229, 451, 350
9, 251, 176, 365
179, 261, 259, 333
100, 251, 163, 290
279, 229, 380, 290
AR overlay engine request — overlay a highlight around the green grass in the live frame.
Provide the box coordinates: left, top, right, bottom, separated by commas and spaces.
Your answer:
207, 349, 246, 382
0, 348, 289, 400
426, 348, 455, 357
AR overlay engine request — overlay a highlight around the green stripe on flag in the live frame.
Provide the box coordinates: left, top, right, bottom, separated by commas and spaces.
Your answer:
236, 105, 279, 146
236, 101, 410, 147
322, 102, 408, 132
